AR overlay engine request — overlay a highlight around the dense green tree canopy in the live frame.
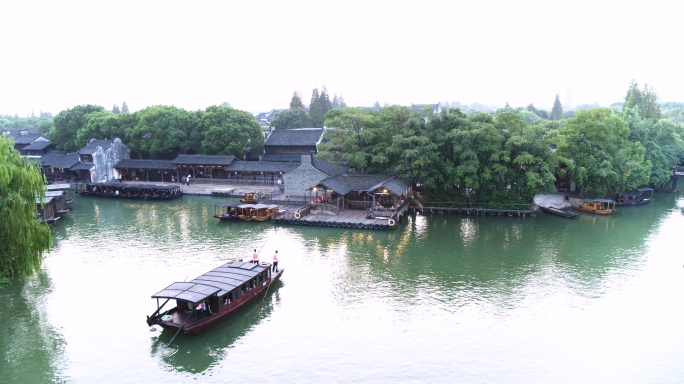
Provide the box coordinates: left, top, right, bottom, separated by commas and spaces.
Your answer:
1, 135, 52, 282
320, 107, 381, 173
271, 108, 311, 130
200, 105, 264, 157
555, 108, 649, 196
290, 92, 305, 109
48, 104, 105, 152
76, 111, 124, 146
125, 106, 199, 158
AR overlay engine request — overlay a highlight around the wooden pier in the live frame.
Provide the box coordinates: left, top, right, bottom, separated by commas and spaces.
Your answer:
274, 204, 405, 230
413, 206, 538, 217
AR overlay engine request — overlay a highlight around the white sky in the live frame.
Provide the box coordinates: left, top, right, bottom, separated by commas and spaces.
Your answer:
1, 0, 680, 116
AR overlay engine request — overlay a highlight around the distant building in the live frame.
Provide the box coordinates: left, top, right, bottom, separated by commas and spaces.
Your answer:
262, 128, 324, 162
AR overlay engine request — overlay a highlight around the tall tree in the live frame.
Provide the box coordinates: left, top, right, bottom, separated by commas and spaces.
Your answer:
271, 108, 311, 129
551, 94, 563, 120
624, 81, 662, 120
121, 101, 130, 114
48, 104, 105, 152
200, 105, 264, 156
290, 92, 304, 109
318, 107, 381, 173
112, 104, 120, 114
555, 108, 649, 196
0, 135, 52, 282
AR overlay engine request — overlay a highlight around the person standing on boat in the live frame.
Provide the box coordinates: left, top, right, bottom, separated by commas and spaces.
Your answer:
272, 250, 279, 272
186, 174, 191, 186
252, 249, 259, 264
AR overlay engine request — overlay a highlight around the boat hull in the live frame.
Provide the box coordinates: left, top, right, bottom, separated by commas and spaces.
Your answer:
539, 205, 578, 218
154, 269, 284, 335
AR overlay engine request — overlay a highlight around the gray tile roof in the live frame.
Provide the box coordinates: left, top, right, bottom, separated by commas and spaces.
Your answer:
23, 140, 54, 151
261, 154, 304, 162
174, 154, 236, 166
71, 162, 95, 171
312, 157, 348, 176
79, 139, 113, 155
264, 128, 323, 147
314, 174, 410, 196
115, 159, 176, 170
226, 161, 299, 173
39, 151, 81, 169
12, 133, 45, 145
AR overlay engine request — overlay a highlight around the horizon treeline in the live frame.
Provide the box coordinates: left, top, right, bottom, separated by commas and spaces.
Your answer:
4, 82, 684, 205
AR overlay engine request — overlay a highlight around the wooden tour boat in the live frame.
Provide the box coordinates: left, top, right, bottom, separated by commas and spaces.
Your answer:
213, 201, 239, 221
240, 191, 260, 204
614, 187, 654, 206
539, 205, 578, 218
78, 182, 182, 200
236, 203, 279, 221
571, 198, 616, 215
146, 260, 284, 335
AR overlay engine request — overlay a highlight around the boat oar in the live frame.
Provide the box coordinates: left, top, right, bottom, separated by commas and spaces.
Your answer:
168, 311, 193, 346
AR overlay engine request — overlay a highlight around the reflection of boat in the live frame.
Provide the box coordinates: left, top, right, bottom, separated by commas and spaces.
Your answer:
236, 204, 279, 221
240, 191, 260, 203
146, 260, 284, 335
571, 198, 616, 215
539, 205, 578, 218
614, 187, 654, 206
213, 201, 239, 221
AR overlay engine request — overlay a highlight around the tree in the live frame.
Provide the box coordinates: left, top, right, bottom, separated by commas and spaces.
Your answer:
0, 135, 52, 282
551, 94, 563, 120
112, 105, 120, 114
624, 81, 662, 120
318, 107, 381, 173
48, 104, 105, 152
76, 111, 125, 146
200, 105, 264, 157
271, 108, 311, 129
121, 101, 130, 114
290, 92, 304, 109
332, 94, 347, 110
555, 108, 649, 196
125, 106, 198, 158
309, 87, 332, 127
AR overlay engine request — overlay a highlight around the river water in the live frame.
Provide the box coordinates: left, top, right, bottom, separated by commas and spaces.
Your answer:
2, 192, 683, 383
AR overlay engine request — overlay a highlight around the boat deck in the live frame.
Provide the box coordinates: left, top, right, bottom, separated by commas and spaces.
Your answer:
274, 206, 399, 230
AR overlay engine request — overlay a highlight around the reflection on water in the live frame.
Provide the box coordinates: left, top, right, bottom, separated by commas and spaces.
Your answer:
0, 272, 66, 383
1, 192, 683, 382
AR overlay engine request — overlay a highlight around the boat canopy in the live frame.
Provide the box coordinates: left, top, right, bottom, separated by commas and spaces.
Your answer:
586, 198, 615, 203
635, 187, 654, 193
151, 261, 268, 304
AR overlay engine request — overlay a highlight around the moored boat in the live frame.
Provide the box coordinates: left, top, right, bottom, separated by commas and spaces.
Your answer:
614, 187, 654, 206
571, 198, 616, 215
213, 201, 239, 221
240, 191, 260, 203
539, 205, 578, 218
78, 182, 182, 200
236, 203, 279, 221
146, 260, 284, 335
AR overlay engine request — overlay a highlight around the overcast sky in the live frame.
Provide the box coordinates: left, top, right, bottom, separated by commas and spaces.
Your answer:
1, 0, 680, 117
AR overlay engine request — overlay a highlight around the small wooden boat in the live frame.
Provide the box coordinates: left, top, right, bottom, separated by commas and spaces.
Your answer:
571, 198, 616, 215
213, 201, 239, 221
146, 260, 284, 335
614, 187, 654, 206
240, 191, 260, 204
236, 203, 279, 221
539, 205, 578, 218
